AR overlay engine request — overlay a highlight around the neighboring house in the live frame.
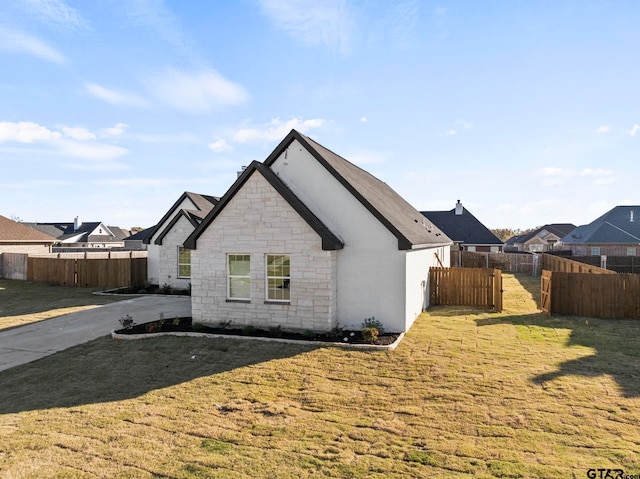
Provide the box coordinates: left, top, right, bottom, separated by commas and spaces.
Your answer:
24, 218, 127, 248
185, 129, 452, 334
0, 214, 56, 255
560, 206, 640, 256
144, 192, 219, 289
505, 224, 576, 253
123, 227, 154, 251
421, 200, 504, 252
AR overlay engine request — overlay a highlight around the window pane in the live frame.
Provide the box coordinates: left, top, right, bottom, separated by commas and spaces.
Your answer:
229, 255, 250, 275
268, 278, 290, 301
230, 277, 250, 298
178, 264, 191, 277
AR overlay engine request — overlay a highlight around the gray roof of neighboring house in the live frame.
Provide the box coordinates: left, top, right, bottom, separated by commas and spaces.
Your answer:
145, 191, 220, 245
507, 224, 576, 245
421, 205, 503, 246
125, 227, 155, 242
185, 161, 345, 251
562, 206, 640, 244
24, 221, 102, 242
0, 215, 56, 243
262, 130, 451, 250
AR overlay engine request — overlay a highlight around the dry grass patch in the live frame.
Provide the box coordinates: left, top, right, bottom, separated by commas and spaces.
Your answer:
0, 279, 123, 330
0, 274, 639, 477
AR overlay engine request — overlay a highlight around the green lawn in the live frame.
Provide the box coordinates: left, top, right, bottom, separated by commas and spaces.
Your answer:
0, 274, 639, 478
0, 279, 123, 331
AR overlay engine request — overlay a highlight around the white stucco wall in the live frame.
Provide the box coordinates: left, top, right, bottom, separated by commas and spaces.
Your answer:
192, 172, 338, 332
404, 245, 450, 331
147, 196, 199, 286
270, 140, 410, 332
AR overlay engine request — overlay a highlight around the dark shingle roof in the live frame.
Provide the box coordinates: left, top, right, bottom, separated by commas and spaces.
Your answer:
125, 227, 155, 242
0, 215, 56, 243
421, 206, 503, 246
511, 224, 577, 245
185, 161, 344, 251
144, 192, 219, 245
562, 206, 640, 244
263, 130, 450, 250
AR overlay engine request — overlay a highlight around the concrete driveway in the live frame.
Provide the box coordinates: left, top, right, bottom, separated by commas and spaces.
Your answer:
0, 296, 191, 373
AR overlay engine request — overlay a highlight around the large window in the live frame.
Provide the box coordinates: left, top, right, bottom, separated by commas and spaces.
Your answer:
178, 247, 191, 278
266, 254, 290, 302
228, 254, 251, 300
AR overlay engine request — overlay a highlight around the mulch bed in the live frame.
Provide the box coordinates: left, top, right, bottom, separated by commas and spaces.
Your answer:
114, 317, 400, 346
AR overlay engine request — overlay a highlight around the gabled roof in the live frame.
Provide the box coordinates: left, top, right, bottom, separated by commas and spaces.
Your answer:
508, 224, 576, 245
23, 221, 111, 242
0, 215, 56, 243
185, 161, 344, 251
125, 227, 155, 242
562, 206, 640, 244
421, 205, 503, 246
263, 130, 450, 250
144, 191, 219, 245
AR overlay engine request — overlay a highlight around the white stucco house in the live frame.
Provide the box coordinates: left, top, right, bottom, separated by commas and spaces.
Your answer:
184, 130, 452, 333
145, 192, 219, 289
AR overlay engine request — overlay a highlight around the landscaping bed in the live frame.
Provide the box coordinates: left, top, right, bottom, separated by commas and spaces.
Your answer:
113, 316, 401, 347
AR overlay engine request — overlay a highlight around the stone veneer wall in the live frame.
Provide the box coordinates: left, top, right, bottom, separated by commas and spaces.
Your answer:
157, 215, 194, 290
191, 172, 338, 332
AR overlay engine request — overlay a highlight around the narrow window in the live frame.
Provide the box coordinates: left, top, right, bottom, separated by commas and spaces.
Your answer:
266, 254, 290, 302
228, 254, 251, 299
627, 247, 636, 256
177, 246, 191, 278
591, 247, 600, 256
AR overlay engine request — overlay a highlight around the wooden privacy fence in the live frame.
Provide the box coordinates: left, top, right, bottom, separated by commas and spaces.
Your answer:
27, 256, 147, 288
541, 254, 614, 274
450, 251, 537, 275
541, 270, 640, 319
429, 267, 502, 312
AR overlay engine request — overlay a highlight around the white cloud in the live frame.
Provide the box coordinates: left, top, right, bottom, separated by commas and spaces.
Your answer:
0, 26, 65, 64
0, 121, 128, 161
208, 139, 232, 153
629, 124, 640, 137
456, 119, 473, 129
55, 139, 128, 161
61, 161, 128, 171
145, 68, 248, 114
538, 166, 615, 187
445, 130, 457, 136
597, 125, 610, 133
0, 121, 61, 143
233, 118, 324, 143
60, 125, 96, 141
359, 116, 368, 123
258, 0, 353, 52
85, 83, 148, 107
21, 0, 88, 30
100, 123, 128, 138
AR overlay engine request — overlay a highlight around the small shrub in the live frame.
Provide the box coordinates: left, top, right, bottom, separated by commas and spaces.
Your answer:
362, 327, 379, 343
192, 323, 204, 331
330, 323, 344, 338
218, 319, 232, 329
303, 329, 316, 339
362, 316, 384, 333
145, 322, 159, 333
172, 316, 181, 326
118, 314, 134, 329
160, 283, 171, 295
269, 325, 283, 337
242, 325, 256, 335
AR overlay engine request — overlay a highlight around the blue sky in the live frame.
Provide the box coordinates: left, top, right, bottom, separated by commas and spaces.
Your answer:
1, 0, 639, 231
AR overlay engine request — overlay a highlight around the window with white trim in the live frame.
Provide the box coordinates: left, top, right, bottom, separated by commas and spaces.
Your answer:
591, 247, 600, 256
627, 247, 636, 256
266, 254, 290, 302
177, 246, 191, 278
228, 254, 251, 300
